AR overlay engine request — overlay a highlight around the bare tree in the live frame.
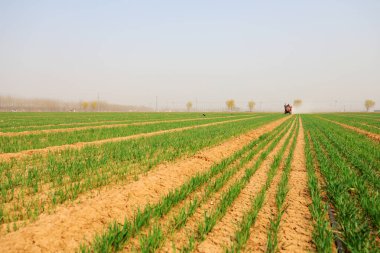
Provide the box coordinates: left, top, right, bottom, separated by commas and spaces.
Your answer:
364, 99, 375, 112
186, 101, 193, 112
293, 99, 303, 108
226, 99, 235, 112
248, 100, 255, 112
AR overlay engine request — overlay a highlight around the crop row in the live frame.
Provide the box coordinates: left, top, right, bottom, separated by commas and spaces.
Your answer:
0, 115, 260, 153
0, 112, 252, 132
317, 114, 380, 135
79, 115, 296, 252
303, 115, 379, 252
0, 112, 258, 130
0, 114, 283, 231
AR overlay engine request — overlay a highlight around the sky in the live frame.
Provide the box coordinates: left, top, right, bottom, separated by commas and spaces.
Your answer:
0, 0, 379, 112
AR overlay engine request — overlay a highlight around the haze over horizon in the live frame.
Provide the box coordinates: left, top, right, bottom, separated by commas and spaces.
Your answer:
1, 1, 379, 112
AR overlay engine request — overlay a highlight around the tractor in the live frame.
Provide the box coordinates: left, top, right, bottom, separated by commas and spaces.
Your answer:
284, 104, 292, 114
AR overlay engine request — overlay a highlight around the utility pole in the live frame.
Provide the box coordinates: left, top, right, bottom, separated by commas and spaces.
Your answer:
155, 96, 158, 112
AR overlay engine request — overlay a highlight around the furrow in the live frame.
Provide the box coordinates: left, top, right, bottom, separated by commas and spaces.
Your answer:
0, 116, 259, 161
0, 117, 288, 252
277, 117, 315, 252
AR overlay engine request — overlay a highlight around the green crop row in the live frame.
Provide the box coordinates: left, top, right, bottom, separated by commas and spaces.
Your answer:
265, 116, 299, 253
226, 117, 298, 253
0, 112, 256, 130
0, 113, 253, 132
317, 114, 380, 134
0, 115, 260, 153
303, 115, 379, 252
309, 118, 379, 191
304, 129, 334, 252
0, 114, 283, 230
79, 116, 294, 252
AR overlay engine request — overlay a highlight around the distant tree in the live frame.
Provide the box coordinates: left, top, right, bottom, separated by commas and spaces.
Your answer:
91, 101, 97, 111
186, 101, 193, 112
248, 100, 256, 112
293, 99, 303, 108
364, 99, 375, 112
226, 99, 235, 112
81, 101, 89, 111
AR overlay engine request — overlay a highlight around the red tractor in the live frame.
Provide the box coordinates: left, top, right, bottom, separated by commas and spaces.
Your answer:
284, 104, 292, 114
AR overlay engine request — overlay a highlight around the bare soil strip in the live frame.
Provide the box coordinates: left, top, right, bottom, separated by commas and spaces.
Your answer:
277, 118, 315, 252
0, 116, 261, 161
0, 115, 245, 136
241, 134, 294, 253
0, 117, 288, 253
195, 125, 294, 253
318, 117, 380, 142
124, 127, 267, 252
159, 121, 294, 252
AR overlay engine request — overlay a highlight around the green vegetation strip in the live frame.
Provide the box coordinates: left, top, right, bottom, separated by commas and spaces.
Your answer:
78, 117, 294, 252
0, 114, 254, 132
226, 117, 297, 253
0, 115, 259, 153
0, 112, 253, 131
0, 115, 283, 230
265, 117, 299, 253
304, 130, 333, 252
134, 117, 294, 252
318, 114, 380, 135
307, 118, 379, 190
303, 115, 379, 252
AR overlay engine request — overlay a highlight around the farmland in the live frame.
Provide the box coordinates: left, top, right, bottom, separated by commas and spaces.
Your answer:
0, 112, 379, 252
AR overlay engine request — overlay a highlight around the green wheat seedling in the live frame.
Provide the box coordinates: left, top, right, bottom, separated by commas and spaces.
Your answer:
304, 115, 379, 252
1, 115, 283, 226
184, 117, 297, 251
226, 118, 298, 253
79, 117, 292, 252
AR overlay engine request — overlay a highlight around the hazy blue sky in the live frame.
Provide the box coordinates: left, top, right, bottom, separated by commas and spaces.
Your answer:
1, 0, 379, 111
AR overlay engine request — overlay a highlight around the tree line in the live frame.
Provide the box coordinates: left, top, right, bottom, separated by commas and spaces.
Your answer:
185, 99, 376, 112
0, 96, 151, 112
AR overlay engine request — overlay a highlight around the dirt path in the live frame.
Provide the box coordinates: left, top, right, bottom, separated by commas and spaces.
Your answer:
0, 116, 261, 161
195, 123, 294, 253
277, 118, 315, 252
318, 117, 380, 142
0, 115, 244, 136
0, 117, 289, 253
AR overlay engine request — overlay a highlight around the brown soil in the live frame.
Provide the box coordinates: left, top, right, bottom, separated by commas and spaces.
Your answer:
159, 120, 294, 252
277, 118, 315, 252
242, 129, 295, 253
123, 128, 262, 252
0, 115, 245, 137
0, 116, 261, 161
196, 123, 295, 253
0, 117, 288, 253
318, 117, 380, 142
